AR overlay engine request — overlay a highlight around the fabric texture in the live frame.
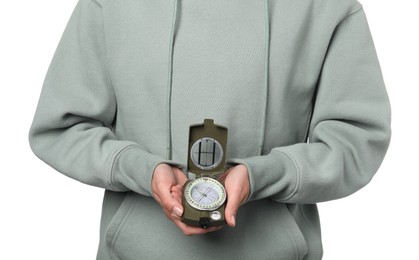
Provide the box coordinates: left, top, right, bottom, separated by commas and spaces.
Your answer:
29, 0, 391, 259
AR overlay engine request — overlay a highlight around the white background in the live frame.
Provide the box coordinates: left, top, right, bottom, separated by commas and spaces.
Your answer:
1, 0, 418, 259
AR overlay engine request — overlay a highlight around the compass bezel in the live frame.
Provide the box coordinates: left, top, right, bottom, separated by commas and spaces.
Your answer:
184, 177, 226, 211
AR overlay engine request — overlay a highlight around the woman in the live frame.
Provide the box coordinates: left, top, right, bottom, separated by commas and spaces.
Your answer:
29, 0, 391, 259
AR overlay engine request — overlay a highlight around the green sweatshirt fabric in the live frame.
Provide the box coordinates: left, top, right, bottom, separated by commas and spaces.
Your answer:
29, 0, 391, 259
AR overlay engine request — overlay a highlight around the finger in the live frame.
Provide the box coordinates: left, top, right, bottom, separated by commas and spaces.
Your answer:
173, 168, 188, 186
224, 187, 241, 228
217, 167, 232, 183
170, 184, 184, 204
162, 208, 222, 235
155, 192, 183, 219
155, 181, 184, 218
171, 184, 183, 193
169, 213, 222, 236
171, 189, 182, 203
152, 167, 175, 200
217, 173, 227, 184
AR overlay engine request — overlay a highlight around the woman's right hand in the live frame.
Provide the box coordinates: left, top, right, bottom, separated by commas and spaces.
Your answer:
151, 163, 222, 236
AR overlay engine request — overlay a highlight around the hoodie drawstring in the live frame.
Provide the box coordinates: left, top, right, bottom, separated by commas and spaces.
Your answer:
258, 0, 270, 156
166, 0, 269, 159
166, 0, 178, 160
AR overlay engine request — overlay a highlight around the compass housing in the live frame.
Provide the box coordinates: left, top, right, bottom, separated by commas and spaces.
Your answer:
181, 119, 228, 228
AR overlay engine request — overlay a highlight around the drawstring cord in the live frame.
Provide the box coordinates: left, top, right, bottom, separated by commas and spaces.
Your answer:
258, 0, 270, 156
166, 0, 178, 160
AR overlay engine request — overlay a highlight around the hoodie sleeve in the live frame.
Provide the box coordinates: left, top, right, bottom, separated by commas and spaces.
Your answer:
29, 0, 173, 196
230, 7, 391, 204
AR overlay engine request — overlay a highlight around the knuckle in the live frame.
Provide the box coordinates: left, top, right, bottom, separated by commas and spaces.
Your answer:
162, 200, 173, 211
156, 181, 167, 190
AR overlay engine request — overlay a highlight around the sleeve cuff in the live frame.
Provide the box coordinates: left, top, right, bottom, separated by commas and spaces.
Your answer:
110, 145, 181, 196
228, 150, 299, 202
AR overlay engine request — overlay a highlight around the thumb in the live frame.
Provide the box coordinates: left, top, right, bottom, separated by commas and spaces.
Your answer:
173, 167, 188, 186
171, 202, 184, 218
160, 190, 183, 218
163, 192, 184, 218
156, 181, 184, 218
224, 192, 240, 227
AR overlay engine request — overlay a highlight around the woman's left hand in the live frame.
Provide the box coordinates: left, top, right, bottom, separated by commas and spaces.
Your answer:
218, 164, 250, 227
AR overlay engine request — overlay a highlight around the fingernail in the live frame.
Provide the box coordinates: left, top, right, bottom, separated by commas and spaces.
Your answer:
172, 206, 183, 217
231, 215, 236, 227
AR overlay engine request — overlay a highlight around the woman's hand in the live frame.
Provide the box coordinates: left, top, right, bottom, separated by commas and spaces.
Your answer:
218, 164, 250, 227
152, 163, 221, 235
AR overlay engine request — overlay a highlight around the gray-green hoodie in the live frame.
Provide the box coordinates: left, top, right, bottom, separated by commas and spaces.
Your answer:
29, 0, 391, 259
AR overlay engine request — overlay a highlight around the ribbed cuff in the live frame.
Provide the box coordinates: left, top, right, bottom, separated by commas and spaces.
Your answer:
110, 145, 178, 196
228, 150, 299, 202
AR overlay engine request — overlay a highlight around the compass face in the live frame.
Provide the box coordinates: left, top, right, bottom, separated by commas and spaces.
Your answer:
184, 177, 226, 211
190, 137, 223, 170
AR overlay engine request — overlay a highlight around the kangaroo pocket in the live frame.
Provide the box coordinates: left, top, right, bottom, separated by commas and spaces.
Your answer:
105, 193, 307, 260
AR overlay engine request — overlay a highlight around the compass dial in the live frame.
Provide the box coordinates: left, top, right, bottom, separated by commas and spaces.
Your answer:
184, 177, 226, 211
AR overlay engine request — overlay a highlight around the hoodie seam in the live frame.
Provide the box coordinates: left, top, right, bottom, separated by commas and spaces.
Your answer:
98, 0, 130, 192
109, 196, 137, 259
89, 0, 102, 8
165, 0, 178, 160
284, 224, 303, 260
258, 0, 270, 156
272, 150, 301, 202
97, 0, 120, 130
302, 105, 313, 143
108, 144, 139, 191
298, 204, 319, 237
338, 6, 363, 26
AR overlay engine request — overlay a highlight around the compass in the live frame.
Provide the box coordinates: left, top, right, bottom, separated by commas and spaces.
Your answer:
181, 119, 228, 228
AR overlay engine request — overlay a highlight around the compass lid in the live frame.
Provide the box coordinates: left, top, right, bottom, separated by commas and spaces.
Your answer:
187, 119, 228, 178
